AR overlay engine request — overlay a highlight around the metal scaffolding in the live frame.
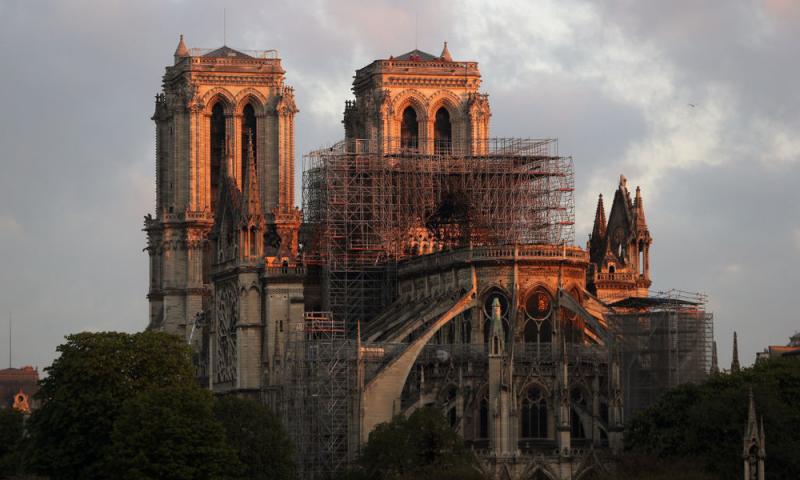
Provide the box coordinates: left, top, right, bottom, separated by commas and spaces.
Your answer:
287, 312, 356, 480
303, 138, 575, 331
606, 290, 714, 416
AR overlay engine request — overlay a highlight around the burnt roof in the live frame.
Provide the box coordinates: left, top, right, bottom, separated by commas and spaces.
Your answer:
609, 296, 700, 309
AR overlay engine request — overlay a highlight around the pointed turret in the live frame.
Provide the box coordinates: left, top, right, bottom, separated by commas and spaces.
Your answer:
241, 131, 263, 219
592, 194, 607, 239
732, 331, 741, 373
742, 389, 766, 480
711, 341, 720, 374
489, 297, 505, 355
746, 389, 758, 438
634, 186, 648, 230
440, 41, 453, 62
174, 34, 189, 64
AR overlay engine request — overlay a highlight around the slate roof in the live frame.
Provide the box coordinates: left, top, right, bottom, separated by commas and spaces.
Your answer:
393, 49, 439, 61
203, 46, 253, 58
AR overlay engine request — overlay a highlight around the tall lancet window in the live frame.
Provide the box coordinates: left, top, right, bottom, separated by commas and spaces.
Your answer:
241, 103, 257, 180
210, 102, 226, 212
400, 106, 418, 150
521, 386, 548, 439
434, 107, 451, 154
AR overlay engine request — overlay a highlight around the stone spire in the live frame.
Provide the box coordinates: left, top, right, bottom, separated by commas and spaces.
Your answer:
732, 331, 741, 373
592, 194, 607, 239
489, 297, 504, 355
440, 41, 453, 62
241, 131, 262, 219
174, 34, 189, 64
745, 389, 757, 437
634, 186, 648, 230
710, 340, 720, 374
743, 389, 766, 480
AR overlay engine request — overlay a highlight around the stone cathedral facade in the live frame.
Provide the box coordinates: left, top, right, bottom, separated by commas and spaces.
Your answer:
145, 37, 710, 480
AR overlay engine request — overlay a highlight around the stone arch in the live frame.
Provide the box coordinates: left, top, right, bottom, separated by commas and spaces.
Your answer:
234, 88, 269, 115
361, 285, 476, 442
427, 90, 463, 122
390, 90, 430, 150
391, 89, 429, 121
201, 87, 236, 114
478, 283, 512, 301
520, 380, 551, 398
570, 384, 592, 440
473, 384, 490, 439
438, 383, 459, 428
525, 465, 559, 480
519, 382, 550, 439
480, 285, 511, 343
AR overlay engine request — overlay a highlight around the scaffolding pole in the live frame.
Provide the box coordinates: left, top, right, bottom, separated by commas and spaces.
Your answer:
288, 312, 356, 480
607, 290, 714, 415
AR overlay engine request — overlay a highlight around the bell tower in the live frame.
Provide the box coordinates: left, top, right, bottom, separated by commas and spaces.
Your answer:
145, 36, 299, 337
343, 42, 491, 154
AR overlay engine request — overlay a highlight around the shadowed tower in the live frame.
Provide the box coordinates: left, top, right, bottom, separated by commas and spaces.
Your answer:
145, 36, 299, 337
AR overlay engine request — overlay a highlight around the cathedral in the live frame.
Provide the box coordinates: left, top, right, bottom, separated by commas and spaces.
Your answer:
145, 37, 713, 479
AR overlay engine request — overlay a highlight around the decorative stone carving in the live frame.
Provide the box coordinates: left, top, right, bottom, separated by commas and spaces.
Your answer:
215, 282, 239, 383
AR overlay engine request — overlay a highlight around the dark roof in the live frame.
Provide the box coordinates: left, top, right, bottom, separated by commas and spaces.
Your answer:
609, 296, 700, 309
393, 49, 439, 61
203, 46, 253, 58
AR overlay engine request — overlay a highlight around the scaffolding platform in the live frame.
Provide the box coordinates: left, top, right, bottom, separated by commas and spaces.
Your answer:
303, 138, 575, 331
606, 290, 714, 415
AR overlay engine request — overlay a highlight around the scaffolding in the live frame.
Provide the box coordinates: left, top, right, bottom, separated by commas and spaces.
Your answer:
606, 290, 714, 416
303, 138, 575, 331
288, 312, 356, 480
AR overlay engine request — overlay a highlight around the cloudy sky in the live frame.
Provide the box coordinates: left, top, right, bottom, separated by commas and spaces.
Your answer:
1, 0, 798, 371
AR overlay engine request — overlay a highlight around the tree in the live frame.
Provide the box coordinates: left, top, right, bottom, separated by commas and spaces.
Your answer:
355, 406, 484, 480
213, 396, 295, 480
0, 408, 25, 476
106, 386, 239, 480
26, 331, 198, 479
625, 357, 800, 479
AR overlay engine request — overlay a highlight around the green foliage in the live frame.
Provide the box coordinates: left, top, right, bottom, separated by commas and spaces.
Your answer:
353, 406, 484, 480
625, 357, 800, 479
107, 386, 238, 480
213, 395, 295, 480
25, 331, 197, 479
0, 408, 25, 475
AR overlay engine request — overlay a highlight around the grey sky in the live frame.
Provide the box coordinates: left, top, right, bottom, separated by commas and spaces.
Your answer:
1, 0, 798, 372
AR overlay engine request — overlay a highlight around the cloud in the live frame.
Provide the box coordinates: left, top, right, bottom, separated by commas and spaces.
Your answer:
0, 213, 23, 239
0, 0, 798, 372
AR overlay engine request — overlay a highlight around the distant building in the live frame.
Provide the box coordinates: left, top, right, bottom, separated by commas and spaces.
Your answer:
0, 366, 39, 413
755, 332, 800, 362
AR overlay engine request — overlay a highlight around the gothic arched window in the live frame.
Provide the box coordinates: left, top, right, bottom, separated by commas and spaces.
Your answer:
478, 394, 489, 439
461, 310, 472, 344
241, 103, 257, 180
434, 107, 451, 154
570, 388, 588, 439
401, 106, 418, 150
520, 386, 548, 439
210, 102, 226, 211
482, 290, 509, 345
524, 288, 553, 344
